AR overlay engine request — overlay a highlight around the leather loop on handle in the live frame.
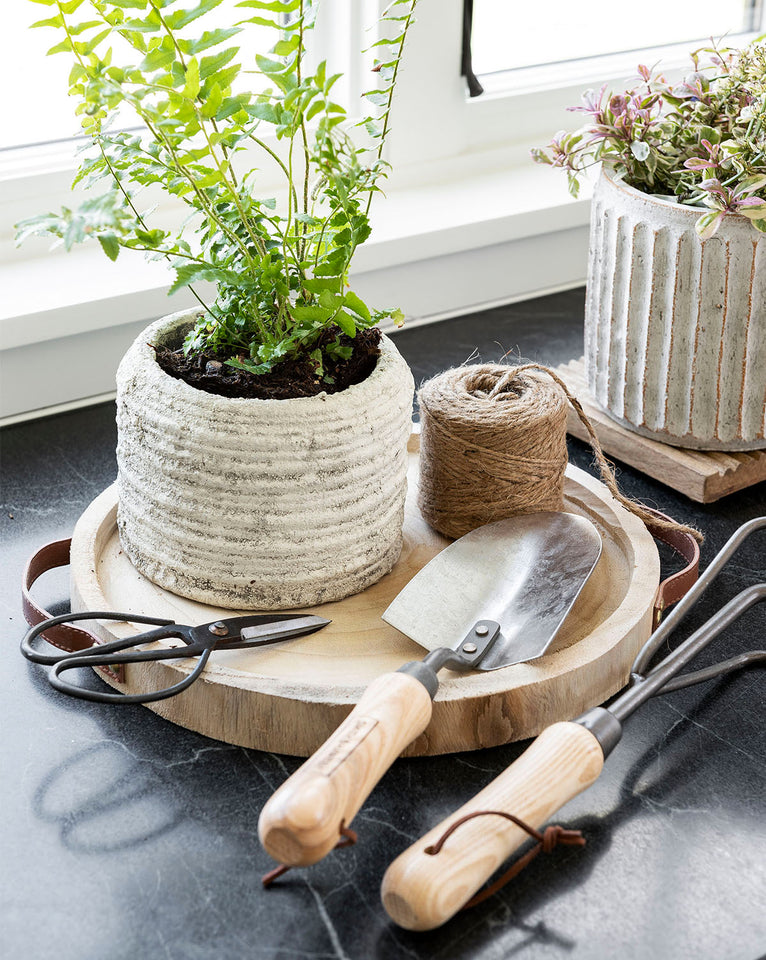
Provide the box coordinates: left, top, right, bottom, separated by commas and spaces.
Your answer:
643, 510, 701, 630
381, 722, 604, 931
22, 539, 123, 682
424, 811, 585, 909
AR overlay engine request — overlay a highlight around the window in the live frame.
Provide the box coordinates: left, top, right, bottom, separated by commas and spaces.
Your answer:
469, 0, 765, 79
0, 0, 362, 254
2, 2, 282, 152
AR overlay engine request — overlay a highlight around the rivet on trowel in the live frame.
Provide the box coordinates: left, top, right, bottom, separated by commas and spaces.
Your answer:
462, 642, 478, 654
474, 624, 490, 637
209, 621, 229, 636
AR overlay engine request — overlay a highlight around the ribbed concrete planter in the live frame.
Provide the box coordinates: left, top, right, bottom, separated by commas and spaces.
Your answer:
584, 171, 766, 450
116, 310, 415, 609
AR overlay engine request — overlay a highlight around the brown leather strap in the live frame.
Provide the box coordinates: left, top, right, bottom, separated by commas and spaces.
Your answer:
424, 809, 585, 909
644, 510, 701, 630
22, 539, 123, 681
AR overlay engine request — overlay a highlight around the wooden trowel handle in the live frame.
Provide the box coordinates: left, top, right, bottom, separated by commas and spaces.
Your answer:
381, 721, 605, 931
258, 671, 433, 867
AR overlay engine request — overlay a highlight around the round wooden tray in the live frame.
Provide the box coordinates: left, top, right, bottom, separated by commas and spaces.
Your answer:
70, 435, 660, 756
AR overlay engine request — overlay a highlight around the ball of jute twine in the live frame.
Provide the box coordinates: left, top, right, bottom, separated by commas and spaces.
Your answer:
417, 363, 703, 544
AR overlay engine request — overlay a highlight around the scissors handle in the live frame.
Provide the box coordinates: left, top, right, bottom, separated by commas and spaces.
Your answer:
20, 612, 177, 665
20, 611, 214, 705
49, 645, 214, 704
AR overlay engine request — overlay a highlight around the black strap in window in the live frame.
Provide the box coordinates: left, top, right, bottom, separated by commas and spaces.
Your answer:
461, 0, 484, 98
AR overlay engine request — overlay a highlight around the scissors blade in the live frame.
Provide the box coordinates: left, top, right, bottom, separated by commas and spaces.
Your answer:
232, 615, 331, 648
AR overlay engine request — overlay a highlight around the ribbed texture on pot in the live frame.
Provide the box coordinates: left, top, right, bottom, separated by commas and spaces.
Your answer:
116, 310, 415, 609
584, 172, 766, 450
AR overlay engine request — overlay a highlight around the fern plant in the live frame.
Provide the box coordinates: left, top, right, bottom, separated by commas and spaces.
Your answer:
17, 0, 417, 378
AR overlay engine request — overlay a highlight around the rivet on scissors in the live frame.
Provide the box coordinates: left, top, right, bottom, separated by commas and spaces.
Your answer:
209, 622, 229, 637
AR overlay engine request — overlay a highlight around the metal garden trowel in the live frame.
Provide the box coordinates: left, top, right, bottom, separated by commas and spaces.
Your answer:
258, 511, 602, 869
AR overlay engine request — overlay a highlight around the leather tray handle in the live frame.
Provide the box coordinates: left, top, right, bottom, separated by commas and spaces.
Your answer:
381, 721, 604, 931
645, 510, 700, 629
259, 671, 433, 867
21, 538, 123, 682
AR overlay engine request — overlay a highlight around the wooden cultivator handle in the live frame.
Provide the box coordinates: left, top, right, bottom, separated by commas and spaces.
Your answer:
258, 671, 433, 866
381, 721, 605, 930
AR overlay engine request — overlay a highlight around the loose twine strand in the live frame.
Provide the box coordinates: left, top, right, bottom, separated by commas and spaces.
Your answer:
417, 363, 703, 544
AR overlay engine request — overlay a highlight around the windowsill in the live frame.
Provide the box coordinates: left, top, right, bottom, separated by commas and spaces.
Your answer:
1, 148, 590, 351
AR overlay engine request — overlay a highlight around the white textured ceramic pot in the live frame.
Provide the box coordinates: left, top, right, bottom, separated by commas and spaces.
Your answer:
116, 310, 415, 609
584, 171, 766, 450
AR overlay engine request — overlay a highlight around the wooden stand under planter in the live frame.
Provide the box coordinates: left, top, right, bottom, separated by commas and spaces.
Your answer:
69, 433, 660, 757
556, 358, 766, 503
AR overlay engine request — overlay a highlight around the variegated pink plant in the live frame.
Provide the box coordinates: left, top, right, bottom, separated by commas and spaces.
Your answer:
532, 38, 766, 237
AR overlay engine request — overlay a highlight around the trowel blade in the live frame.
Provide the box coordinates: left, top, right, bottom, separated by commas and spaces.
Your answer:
382, 511, 602, 670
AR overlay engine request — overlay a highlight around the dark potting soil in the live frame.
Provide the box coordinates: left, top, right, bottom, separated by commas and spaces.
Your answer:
153, 327, 381, 400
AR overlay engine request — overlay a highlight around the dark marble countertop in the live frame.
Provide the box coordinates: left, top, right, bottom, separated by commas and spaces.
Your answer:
2, 290, 764, 960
